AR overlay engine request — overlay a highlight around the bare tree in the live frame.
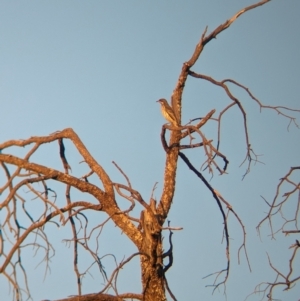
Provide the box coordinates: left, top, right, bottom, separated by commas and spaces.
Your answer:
0, 1, 299, 301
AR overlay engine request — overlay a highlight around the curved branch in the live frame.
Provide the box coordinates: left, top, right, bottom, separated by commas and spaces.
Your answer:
178, 152, 230, 290
257, 166, 300, 237
0, 153, 142, 247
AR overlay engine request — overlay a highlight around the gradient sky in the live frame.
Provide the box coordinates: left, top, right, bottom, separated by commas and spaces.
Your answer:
1, 1, 300, 301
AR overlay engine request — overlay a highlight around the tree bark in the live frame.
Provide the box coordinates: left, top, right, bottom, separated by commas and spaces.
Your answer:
139, 206, 166, 301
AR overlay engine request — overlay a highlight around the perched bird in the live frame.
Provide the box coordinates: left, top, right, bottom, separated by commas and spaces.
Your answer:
156, 98, 179, 126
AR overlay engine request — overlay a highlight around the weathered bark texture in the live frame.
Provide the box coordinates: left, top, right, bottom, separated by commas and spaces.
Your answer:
140, 205, 166, 301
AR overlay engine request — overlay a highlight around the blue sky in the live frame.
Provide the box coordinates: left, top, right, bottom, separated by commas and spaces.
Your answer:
0, 1, 300, 300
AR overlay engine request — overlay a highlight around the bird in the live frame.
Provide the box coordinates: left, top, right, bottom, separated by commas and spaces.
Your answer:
156, 98, 179, 126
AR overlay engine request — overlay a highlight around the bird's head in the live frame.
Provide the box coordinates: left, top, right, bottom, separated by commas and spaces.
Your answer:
156, 98, 168, 106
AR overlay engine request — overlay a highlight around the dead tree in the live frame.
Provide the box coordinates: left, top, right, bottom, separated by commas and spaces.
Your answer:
0, 1, 299, 300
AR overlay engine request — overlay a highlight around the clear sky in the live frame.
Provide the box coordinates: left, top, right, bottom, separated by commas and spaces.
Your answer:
0, 1, 300, 301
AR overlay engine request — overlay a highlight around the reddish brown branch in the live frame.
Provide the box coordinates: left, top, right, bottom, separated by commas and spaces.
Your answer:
257, 166, 300, 237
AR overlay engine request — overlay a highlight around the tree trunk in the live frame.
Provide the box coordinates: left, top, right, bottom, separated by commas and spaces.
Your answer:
140, 255, 166, 301
140, 207, 166, 301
